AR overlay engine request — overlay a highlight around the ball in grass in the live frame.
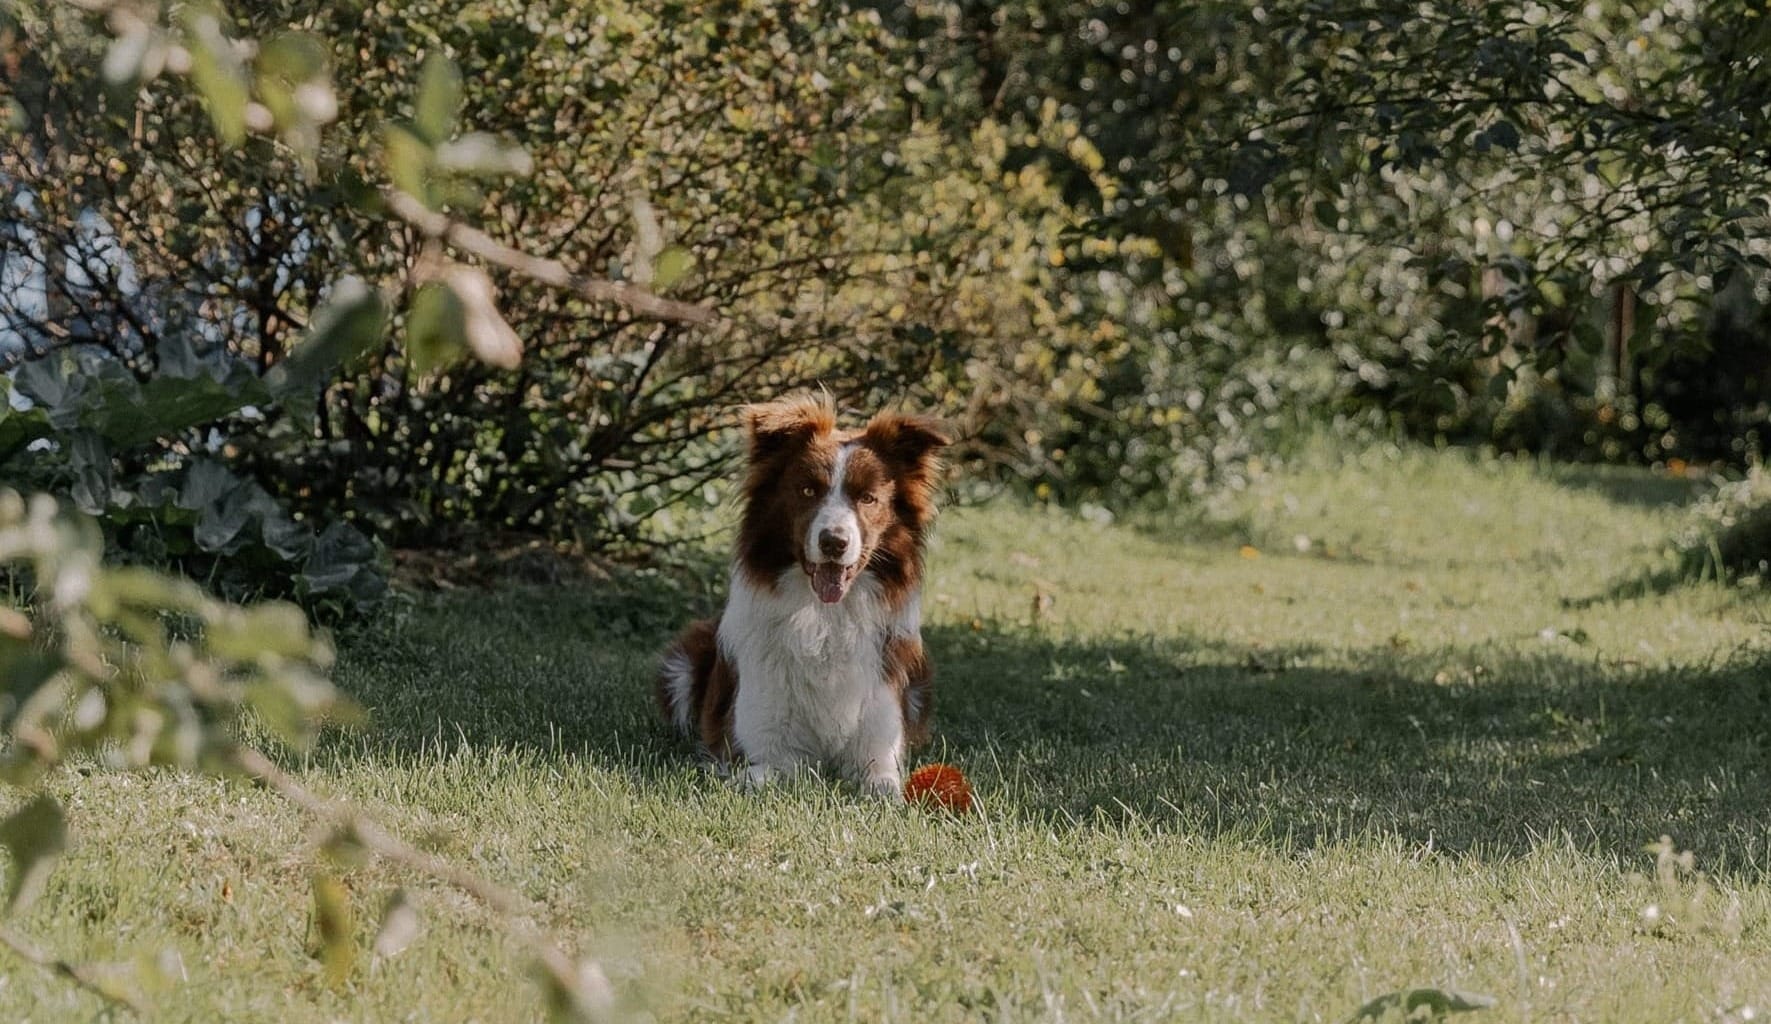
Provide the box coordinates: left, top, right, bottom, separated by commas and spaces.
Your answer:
903, 763, 974, 813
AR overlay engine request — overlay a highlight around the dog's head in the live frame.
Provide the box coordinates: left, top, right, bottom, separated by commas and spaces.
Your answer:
738, 394, 949, 604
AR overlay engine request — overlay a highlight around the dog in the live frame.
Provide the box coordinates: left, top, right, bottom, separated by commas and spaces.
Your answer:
656, 394, 950, 797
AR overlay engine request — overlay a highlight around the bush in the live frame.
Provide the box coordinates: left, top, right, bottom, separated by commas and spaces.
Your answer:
1665, 468, 1771, 588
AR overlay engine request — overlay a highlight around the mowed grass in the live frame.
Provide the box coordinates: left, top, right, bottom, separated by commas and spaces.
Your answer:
7, 447, 1771, 1022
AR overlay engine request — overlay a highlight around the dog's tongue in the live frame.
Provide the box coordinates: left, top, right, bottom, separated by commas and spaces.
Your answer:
811, 564, 848, 604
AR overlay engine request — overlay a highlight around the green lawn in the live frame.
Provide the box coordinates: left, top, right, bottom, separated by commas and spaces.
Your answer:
7, 448, 1771, 1022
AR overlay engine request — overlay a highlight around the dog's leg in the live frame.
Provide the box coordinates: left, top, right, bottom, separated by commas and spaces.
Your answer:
850, 685, 907, 799
731, 682, 806, 789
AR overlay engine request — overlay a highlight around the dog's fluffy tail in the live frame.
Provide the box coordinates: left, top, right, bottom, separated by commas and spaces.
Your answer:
656, 618, 717, 737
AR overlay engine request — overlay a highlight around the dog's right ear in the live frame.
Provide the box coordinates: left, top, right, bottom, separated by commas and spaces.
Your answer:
742, 394, 836, 461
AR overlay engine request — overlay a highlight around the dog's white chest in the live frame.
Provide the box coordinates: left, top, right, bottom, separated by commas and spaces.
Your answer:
719, 569, 916, 768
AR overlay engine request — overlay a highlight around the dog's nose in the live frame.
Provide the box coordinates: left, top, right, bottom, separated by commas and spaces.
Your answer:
818, 528, 850, 558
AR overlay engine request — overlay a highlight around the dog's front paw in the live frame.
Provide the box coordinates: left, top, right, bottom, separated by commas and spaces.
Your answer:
741, 762, 775, 790
861, 773, 903, 801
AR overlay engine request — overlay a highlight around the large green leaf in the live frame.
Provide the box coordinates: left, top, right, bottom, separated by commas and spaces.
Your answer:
0, 794, 67, 915
300, 521, 383, 600
0, 391, 53, 460
0, 627, 63, 711
66, 432, 113, 514
406, 281, 468, 376
311, 871, 357, 987
181, 8, 251, 146
265, 278, 387, 397
12, 348, 270, 451
383, 123, 434, 205
413, 52, 463, 145
208, 603, 314, 664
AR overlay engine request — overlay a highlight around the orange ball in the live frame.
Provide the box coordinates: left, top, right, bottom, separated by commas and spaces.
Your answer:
903, 763, 974, 813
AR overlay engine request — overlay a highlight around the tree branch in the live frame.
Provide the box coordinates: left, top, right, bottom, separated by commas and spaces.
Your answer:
383, 191, 716, 325
0, 922, 144, 1013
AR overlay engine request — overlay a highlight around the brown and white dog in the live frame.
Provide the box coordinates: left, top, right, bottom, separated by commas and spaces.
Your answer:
656, 394, 950, 796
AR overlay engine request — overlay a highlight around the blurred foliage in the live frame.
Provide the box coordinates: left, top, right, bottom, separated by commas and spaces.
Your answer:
0, 491, 345, 788
2, 0, 1100, 557
878, 0, 1771, 504
0, 486, 345, 1004
1605, 467, 1771, 596
6, 0, 1771, 552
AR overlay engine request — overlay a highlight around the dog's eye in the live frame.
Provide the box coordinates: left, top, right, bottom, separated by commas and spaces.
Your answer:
801, 486, 817, 498
858, 493, 877, 505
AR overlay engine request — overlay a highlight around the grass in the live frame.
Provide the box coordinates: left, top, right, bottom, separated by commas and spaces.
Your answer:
6, 446, 1771, 1022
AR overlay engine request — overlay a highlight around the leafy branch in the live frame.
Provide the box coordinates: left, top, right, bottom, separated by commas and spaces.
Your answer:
0, 489, 615, 1018
0, 920, 145, 1012
225, 746, 615, 1019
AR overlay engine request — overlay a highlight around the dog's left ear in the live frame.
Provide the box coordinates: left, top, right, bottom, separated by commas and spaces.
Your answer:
743, 395, 835, 462
862, 412, 952, 465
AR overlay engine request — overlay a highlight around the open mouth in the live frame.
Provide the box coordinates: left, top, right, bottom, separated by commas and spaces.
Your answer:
803, 560, 860, 604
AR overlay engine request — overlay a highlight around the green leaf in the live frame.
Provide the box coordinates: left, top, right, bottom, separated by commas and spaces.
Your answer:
653, 246, 696, 291
113, 371, 271, 449
182, 8, 251, 146
0, 794, 68, 915
91, 566, 202, 616
407, 281, 469, 376
414, 52, 463, 145
257, 32, 328, 83
1347, 988, 1495, 1023
311, 871, 357, 987
266, 277, 387, 397
0, 640, 63, 713
67, 432, 114, 514
14, 342, 269, 453
241, 679, 313, 748
383, 124, 434, 206
301, 513, 380, 595
193, 482, 257, 553
208, 603, 315, 663
0, 397, 52, 459
178, 459, 243, 513
256, 33, 329, 128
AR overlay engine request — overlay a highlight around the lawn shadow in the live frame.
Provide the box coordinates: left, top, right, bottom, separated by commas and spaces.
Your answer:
926, 622, 1771, 873
327, 560, 721, 776
326, 569, 1770, 875
1540, 462, 1708, 510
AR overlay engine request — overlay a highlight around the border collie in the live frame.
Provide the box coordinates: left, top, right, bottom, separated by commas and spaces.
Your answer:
656, 394, 950, 796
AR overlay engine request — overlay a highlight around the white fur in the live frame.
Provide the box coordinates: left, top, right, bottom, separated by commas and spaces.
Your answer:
806, 443, 861, 566
718, 564, 920, 796
659, 648, 695, 734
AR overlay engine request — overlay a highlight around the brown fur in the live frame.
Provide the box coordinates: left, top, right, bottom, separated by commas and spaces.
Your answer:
884, 634, 934, 747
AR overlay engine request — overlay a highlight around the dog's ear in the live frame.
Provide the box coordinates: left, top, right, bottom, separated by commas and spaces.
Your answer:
742, 394, 836, 461
862, 412, 952, 467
